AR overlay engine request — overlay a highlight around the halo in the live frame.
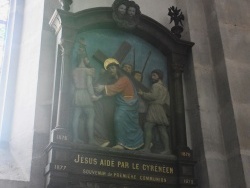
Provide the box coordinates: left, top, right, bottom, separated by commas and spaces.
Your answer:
104, 58, 120, 70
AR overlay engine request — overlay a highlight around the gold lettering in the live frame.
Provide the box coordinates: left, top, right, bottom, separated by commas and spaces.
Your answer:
99, 159, 115, 167
142, 164, 174, 174
56, 134, 68, 141
155, 165, 158, 172
167, 167, 174, 174
74, 154, 80, 163
158, 166, 162, 172
132, 163, 139, 170
139, 175, 167, 183
184, 179, 194, 184
81, 157, 84, 163
82, 169, 106, 176
74, 155, 97, 165
117, 161, 129, 168
54, 164, 66, 171
181, 152, 191, 157
113, 173, 136, 179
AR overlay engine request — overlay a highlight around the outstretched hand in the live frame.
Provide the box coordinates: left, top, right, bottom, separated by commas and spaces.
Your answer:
86, 68, 95, 77
138, 89, 143, 95
91, 95, 102, 101
95, 84, 105, 93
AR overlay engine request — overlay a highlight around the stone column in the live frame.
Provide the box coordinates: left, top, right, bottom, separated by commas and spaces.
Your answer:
171, 53, 187, 149
56, 40, 73, 128
171, 53, 197, 188
49, 8, 77, 144
46, 30, 76, 188
50, 38, 74, 144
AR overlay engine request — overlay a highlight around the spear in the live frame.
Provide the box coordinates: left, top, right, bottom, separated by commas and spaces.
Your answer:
133, 48, 136, 68
141, 51, 152, 75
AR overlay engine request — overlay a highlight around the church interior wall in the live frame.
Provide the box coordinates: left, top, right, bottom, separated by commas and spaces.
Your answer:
9, 0, 45, 181
215, 1, 250, 187
177, 0, 231, 187
0, 0, 51, 187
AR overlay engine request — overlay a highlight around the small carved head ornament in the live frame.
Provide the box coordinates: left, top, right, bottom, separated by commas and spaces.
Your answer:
112, 0, 141, 29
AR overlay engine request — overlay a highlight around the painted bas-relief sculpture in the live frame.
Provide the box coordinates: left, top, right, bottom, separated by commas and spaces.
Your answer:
72, 38, 102, 145
138, 70, 171, 155
47, 2, 196, 187
95, 58, 144, 150
71, 29, 170, 155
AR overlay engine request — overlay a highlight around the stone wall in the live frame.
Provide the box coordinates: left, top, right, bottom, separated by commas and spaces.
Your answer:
179, 0, 250, 187
214, 0, 250, 187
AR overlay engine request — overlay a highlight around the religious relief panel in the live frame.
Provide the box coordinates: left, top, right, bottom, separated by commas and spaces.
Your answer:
46, 1, 196, 187
46, 29, 182, 188
71, 29, 171, 155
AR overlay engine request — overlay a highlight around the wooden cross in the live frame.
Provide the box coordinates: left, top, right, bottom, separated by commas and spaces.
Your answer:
93, 41, 132, 64
92, 41, 149, 92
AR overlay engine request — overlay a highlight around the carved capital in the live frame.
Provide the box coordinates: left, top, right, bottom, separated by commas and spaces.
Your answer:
171, 53, 186, 73
49, 11, 62, 34
172, 63, 184, 73
59, 0, 73, 11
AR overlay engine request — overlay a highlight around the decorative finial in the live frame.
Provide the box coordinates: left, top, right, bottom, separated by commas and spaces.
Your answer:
168, 6, 185, 38
59, 0, 73, 11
